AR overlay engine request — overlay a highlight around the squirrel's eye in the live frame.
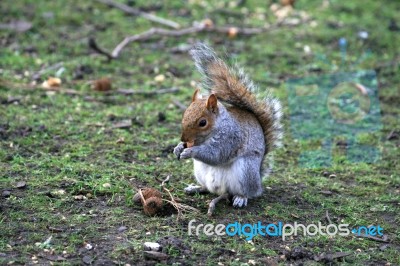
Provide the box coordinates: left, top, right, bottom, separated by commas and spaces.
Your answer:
199, 119, 207, 127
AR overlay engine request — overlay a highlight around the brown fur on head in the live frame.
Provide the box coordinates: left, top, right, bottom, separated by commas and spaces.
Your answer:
181, 89, 218, 146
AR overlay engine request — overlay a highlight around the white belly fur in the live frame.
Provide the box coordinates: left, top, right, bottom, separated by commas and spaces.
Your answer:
193, 158, 244, 196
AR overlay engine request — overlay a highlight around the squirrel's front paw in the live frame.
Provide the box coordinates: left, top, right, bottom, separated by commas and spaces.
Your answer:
173, 142, 185, 159
179, 148, 193, 160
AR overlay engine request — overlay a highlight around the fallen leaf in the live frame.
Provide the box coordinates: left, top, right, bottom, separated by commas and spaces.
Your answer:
202, 18, 214, 28
228, 27, 238, 38
116, 137, 125, 144
280, 0, 296, 6
93, 77, 112, 91
42, 77, 62, 89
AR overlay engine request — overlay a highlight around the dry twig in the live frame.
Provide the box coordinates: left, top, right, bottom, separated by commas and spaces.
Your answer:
116, 87, 179, 95
355, 234, 389, 243
160, 175, 200, 219
0, 79, 81, 95
90, 20, 292, 59
325, 210, 333, 224
95, 0, 180, 29
172, 99, 187, 111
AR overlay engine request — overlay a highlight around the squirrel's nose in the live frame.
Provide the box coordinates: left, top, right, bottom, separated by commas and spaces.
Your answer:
180, 133, 186, 142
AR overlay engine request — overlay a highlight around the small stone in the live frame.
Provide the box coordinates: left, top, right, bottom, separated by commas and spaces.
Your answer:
248, 259, 256, 265
118, 226, 127, 233
82, 255, 93, 265
154, 74, 165, 83
329, 174, 337, 178
84, 243, 93, 250
303, 45, 311, 54
143, 251, 168, 261
74, 195, 86, 200
2, 190, 11, 197
51, 189, 66, 196
143, 242, 162, 252
102, 183, 111, 188
16, 181, 26, 189
358, 31, 368, 39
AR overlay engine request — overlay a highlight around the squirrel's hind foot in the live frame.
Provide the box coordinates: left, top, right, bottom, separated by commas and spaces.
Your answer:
232, 195, 248, 208
207, 193, 229, 216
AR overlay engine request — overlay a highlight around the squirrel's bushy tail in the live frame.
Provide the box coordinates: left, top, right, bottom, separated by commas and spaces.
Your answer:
190, 43, 283, 153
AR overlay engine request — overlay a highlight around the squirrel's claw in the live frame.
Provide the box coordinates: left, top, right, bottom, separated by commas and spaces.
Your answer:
232, 195, 248, 208
173, 142, 185, 160
179, 148, 193, 160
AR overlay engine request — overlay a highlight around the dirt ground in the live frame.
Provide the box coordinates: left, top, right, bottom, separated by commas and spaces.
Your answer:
1, 0, 399, 265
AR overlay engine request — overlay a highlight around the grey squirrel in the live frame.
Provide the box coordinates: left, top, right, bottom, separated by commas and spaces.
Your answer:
173, 43, 283, 215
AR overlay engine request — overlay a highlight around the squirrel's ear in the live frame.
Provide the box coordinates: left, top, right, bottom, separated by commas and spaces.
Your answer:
206, 94, 218, 113
192, 88, 202, 102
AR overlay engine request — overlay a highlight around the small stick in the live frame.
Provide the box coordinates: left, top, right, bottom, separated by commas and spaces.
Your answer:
314, 251, 352, 262
172, 99, 187, 111
116, 87, 180, 95
160, 175, 200, 219
109, 24, 274, 58
356, 234, 389, 243
138, 188, 146, 204
208, 193, 229, 216
161, 175, 170, 187
0, 79, 81, 95
88, 37, 114, 61
325, 210, 333, 224
95, 0, 180, 29
91, 19, 295, 60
